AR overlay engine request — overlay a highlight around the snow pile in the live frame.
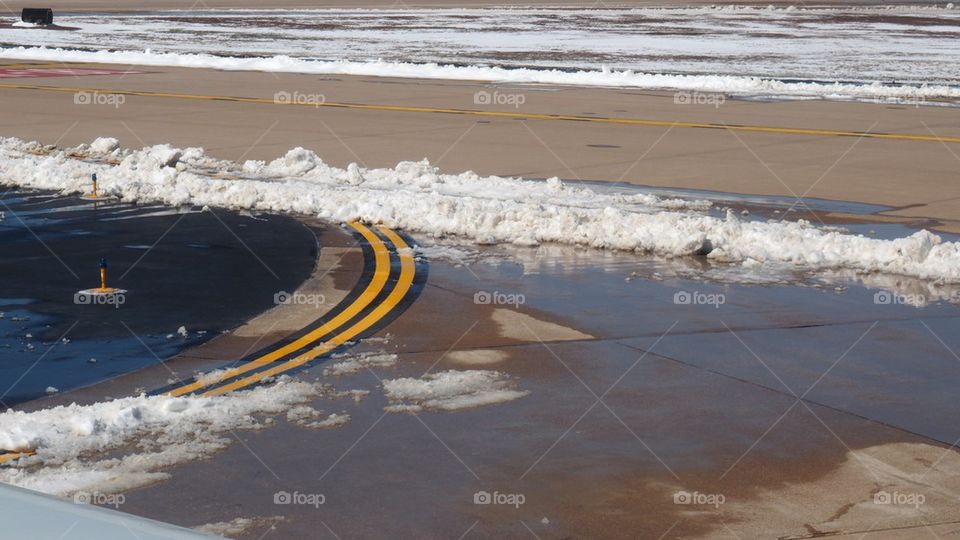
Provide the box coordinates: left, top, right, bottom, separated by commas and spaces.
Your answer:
0, 377, 322, 496
1, 136, 959, 282
0, 47, 957, 102
382, 370, 529, 412
87, 136, 121, 155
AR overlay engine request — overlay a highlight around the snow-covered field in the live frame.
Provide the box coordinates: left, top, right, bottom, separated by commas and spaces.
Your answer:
2, 136, 960, 284
1, 6, 959, 101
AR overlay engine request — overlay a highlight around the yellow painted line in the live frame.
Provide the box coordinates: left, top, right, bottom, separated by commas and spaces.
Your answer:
204, 226, 416, 396
0, 82, 958, 144
166, 221, 392, 397
0, 451, 34, 465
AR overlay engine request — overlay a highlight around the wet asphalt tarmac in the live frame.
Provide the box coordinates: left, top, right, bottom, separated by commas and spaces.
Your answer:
0, 189, 316, 405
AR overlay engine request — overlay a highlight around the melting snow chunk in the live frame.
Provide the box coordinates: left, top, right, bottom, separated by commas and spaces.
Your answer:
382, 370, 529, 412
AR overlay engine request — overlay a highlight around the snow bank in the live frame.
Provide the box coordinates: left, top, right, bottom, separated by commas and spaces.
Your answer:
0, 47, 957, 102
1, 136, 959, 283
382, 370, 529, 412
0, 377, 321, 496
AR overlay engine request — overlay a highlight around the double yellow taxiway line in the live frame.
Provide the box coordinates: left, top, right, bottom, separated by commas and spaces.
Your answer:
0, 221, 417, 465
203, 227, 414, 396
170, 222, 415, 397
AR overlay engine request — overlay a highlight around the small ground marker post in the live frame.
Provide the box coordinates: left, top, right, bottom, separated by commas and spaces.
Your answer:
74, 257, 127, 307
80, 173, 114, 203
79, 173, 99, 201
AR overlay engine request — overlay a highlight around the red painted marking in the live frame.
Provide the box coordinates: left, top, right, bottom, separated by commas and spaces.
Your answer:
0, 67, 147, 78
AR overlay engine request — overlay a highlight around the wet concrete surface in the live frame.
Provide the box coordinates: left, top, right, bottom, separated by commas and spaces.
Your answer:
4, 189, 960, 538
0, 189, 316, 405
62, 209, 959, 539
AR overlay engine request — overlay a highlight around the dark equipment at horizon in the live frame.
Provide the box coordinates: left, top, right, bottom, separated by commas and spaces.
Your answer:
21, 8, 53, 25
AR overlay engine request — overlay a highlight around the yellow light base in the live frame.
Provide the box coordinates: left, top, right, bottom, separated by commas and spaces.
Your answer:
79, 194, 115, 202
78, 287, 127, 296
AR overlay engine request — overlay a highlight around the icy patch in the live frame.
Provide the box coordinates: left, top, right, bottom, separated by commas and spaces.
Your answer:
194, 367, 239, 387
285, 405, 320, 424
382, 370, 529, 413
0, 377, 321, 496
307, 413, 350, 429
1, 137, 959, 283
718, 442, 960, 537
416, 244, 480, 266
820, 270, 960, 308
194, 516, 284, 538
331, 389, 369, 404
493, 309, 593, 342
447, 349, 509, 366
286, 405, 351, 429
323, 352, 399, 377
